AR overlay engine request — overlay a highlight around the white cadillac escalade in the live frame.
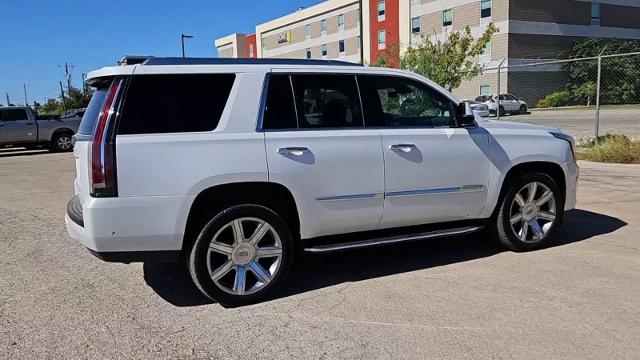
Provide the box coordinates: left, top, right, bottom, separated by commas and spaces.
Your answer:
65, 58, 578, 307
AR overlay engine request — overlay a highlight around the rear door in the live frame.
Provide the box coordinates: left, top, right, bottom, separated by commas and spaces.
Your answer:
263, 73, 384, 239
358, 74, 490, 229
0, 108, 36, 143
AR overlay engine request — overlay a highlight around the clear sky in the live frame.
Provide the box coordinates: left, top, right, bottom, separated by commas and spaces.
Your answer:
1, 0, 320, 106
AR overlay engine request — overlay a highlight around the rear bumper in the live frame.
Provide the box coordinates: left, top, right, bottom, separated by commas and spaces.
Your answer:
65, 194, 194, 263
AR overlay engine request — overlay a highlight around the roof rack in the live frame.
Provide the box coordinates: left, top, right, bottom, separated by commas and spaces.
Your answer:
142, 57, 362, 67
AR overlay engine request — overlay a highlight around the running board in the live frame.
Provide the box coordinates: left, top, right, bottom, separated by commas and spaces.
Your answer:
303, 226, 484, 253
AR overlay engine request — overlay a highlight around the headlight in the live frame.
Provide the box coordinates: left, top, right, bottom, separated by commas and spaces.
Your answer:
550, 132, 575, 160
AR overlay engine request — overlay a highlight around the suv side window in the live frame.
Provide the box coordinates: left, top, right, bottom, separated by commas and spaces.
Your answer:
291, 74, 363, 129
118, 74, 235, 135
0, 108, 28, 121
262, 74, 298, 130
358, 75, 455, 127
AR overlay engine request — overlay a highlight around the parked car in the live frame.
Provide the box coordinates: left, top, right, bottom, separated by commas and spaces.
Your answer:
0, 106, 80, 151
476, 94, 528, 116
461, 100, 490, 117
65, 58, 578, 307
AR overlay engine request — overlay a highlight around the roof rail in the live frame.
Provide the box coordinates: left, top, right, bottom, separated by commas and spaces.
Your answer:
142, 57, 362, 66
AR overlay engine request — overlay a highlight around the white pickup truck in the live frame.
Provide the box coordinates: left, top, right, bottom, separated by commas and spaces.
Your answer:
65, 58, 578, 307
0, 106, 79, 152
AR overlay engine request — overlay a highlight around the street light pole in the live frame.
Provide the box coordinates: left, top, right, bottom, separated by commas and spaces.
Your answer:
181, 33, 194, 57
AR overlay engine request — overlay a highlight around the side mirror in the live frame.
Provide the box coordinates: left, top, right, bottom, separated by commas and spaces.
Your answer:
457, 102, 476, 127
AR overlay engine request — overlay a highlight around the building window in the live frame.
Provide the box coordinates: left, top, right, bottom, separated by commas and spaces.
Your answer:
411, 17, 421, 33
443, 9, 453, 27
305, 24, 311, 39
338, 14, 345, 30
481, 0, 491, 21
321, 44, 328, 58
377, 30, 386, 50
321, 19, 327, 33
339, 40, 345, 54
249, 44, 254, 57
377, 0, 385, 20
591, 2, 600, 25
479, 85, 491, 96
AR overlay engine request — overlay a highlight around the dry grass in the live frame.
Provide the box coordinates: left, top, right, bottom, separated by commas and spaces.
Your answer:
576, 134, 640, 164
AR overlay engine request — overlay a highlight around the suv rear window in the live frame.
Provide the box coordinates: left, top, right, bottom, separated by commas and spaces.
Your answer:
78, 85, 109, 135
118, 74, 235, 135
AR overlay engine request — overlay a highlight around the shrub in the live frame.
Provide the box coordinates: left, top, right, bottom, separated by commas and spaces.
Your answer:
536, 91, 572, 108
576, 134, 640, 164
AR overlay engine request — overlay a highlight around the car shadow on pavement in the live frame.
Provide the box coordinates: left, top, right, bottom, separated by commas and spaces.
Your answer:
142, 209, 626, 307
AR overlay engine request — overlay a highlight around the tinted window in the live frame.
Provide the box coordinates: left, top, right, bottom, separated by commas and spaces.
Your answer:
262, 75, 297, 130
1, 108, 28, 121
359, 75, 455, 128
78, 87, 109, 135
291, 74, 363, 129
118, 74, 235, 135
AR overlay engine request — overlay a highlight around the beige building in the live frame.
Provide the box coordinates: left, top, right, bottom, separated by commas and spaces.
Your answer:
256, 0, 363, 63
216, 0, 640, 103
405, 0, 640, 101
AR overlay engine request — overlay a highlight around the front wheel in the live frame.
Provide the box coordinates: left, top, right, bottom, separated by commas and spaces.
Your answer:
492, 173, 564, 251
188, 204, 293, 307
519, 104, 528, 114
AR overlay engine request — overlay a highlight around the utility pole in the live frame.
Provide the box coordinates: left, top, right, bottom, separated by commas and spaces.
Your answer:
181, 33, 194, 57
59, 81, 67, 110
65, 62, 72, 91
23, 83, 28, 106
594, 46, 607, 145
496, 58, 506, 121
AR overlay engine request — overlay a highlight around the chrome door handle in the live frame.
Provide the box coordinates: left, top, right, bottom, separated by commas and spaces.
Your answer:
389, 144, 417, 153
277, 147, 309, 156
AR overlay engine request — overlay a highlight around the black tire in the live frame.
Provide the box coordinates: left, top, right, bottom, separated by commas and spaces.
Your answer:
492, 172, 564, 252
50, 132, 74, 152
499, 106, 506, 117
188, 204, 293, 307
519, 104, 528, 115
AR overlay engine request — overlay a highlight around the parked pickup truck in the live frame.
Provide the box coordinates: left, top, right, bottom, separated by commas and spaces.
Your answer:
0, 106, 80, 152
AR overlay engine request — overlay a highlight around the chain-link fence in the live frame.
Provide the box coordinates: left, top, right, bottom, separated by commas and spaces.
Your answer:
454, 51, 640, 140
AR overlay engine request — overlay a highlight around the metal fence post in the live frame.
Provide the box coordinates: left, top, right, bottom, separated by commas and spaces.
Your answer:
594, 47, 606, 144
496, 58, 506, 120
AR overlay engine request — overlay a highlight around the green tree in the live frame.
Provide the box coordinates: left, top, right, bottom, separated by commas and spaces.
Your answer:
400, 23, 498, 90
39, 98, 63, 115
563, 38, 640, 105
573, 81, 596, 106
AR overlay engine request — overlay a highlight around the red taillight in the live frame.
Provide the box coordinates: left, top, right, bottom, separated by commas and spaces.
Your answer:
90, 78, 122, 197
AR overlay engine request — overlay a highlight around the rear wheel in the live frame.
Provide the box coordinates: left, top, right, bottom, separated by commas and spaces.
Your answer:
50, 133, 74, 152
493, 173, 564, 251
188, 204, 293, 307
499, 106, 506, 117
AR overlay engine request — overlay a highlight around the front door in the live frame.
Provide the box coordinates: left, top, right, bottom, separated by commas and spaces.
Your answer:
0, 108, 36, 144
358, 74, 491, 229
262, 73, 384, 239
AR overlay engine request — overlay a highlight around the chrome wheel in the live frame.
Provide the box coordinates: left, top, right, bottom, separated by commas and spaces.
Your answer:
509, 181, 557, 243
206, 217, 283, 296
57, 136, 72, 150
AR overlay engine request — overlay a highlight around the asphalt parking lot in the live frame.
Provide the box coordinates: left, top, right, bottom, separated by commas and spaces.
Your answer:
1, 149, 639, 359
496, 108, 640, 138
